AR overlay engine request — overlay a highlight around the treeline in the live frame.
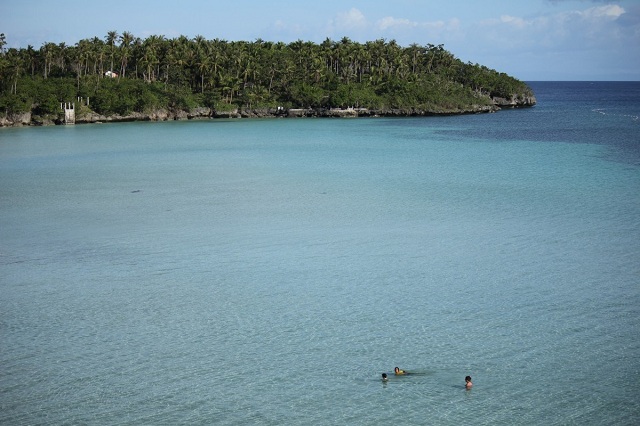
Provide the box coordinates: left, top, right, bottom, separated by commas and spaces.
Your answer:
0, 32, 533, 117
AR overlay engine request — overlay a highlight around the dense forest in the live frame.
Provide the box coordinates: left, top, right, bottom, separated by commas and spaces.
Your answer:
0, 32, 535, 124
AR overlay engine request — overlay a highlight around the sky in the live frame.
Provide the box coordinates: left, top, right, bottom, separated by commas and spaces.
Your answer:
2, 0, 639, 81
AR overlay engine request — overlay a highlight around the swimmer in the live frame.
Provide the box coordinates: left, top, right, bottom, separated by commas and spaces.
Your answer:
394, 367, 406, 375
381, 373, 388, 381
465, 376, 473, 389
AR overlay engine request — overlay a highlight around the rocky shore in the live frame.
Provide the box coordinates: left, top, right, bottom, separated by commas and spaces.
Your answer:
0, 94, 535, 127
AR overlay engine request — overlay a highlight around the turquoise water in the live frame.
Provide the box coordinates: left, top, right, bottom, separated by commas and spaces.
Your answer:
1, 82, 639, 425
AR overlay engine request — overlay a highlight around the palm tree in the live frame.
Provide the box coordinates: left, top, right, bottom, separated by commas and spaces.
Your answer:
140, 35, 163, 82
129, 37, 144, 80
193, 35, 210, 93
407, 43, 422, 76
105, 30, 118, 74
73, 40, 88, 78
68, 44, 83, 89
41, 42, 56, 78
56, 42, 67, 73
24, 45, 37, 76
170, 35, 194, 87
119, 31, 134, 78
6, 48, 23, 94
90, 37, 105, 77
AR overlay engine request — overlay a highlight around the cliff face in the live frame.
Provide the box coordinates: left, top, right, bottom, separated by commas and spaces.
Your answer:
0, 90, 536, 127
0, 112, 32, 127
492, 93, 537, 108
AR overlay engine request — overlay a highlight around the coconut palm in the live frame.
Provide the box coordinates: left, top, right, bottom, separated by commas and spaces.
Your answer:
119, 31, 134, 78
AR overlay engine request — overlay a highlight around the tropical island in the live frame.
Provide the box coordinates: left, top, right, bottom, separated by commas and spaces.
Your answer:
0, 32, 536, 127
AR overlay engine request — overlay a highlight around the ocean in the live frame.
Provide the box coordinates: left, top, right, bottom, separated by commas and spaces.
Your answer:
1, 82, 639, 425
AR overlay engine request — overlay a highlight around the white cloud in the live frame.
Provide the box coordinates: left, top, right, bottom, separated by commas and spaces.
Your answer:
459, 2, 638, 79
332, 8, 368, 31
377, 16, 417, 31
376, 16, 461, 32
498, 15, 529, 29
268, 19, 307, 39
478, 4, 627, 46
576, 4, 625, 20
374, 16, 461, 42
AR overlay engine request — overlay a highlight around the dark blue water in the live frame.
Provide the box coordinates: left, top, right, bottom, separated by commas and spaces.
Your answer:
1, 82, 639, 425
411, 82, 639, 163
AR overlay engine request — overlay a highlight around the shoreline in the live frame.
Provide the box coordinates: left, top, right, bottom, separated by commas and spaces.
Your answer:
0, 95, 536, 128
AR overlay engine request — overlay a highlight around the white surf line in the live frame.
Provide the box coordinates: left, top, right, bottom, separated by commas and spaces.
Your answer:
592, 108, 638, 121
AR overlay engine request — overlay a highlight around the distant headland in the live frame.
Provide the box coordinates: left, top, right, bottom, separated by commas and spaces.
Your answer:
0, 32, 535, 127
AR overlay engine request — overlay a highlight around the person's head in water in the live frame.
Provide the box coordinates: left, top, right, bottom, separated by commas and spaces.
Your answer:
381, 373, 388, 381
465, 376, 472, 388
394, 367, 405, 375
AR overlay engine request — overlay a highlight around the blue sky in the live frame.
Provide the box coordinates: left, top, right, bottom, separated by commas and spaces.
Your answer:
2, 0, 639, 80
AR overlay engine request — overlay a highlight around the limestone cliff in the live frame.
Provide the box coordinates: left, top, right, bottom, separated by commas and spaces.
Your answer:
0, 89, 536, 127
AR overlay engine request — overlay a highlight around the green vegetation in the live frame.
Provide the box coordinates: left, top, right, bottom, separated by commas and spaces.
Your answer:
0, 32, 534, 120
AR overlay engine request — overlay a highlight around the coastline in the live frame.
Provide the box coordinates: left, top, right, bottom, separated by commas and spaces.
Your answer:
0, 94, 536, 127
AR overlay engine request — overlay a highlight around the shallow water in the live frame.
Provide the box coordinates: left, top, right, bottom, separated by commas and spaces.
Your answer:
1, 82, 639, 425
